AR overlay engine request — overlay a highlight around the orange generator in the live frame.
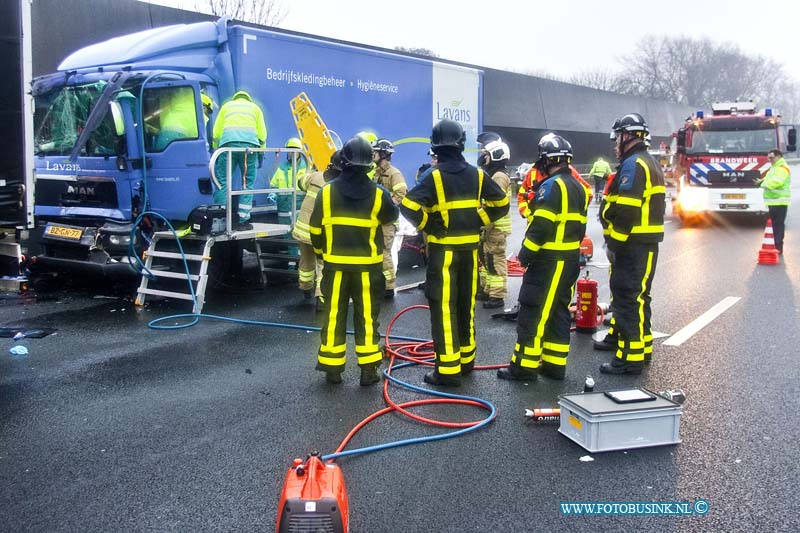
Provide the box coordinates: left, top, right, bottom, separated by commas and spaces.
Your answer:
276, 454, 349, 532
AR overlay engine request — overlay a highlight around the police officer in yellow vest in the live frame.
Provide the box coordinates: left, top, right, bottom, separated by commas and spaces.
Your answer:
212, 90, 267, 229
400, 119, 510, 387
372, 139, 407, 298
598, 113, 665, 375
309, 137, 398, 385
498, 134, 588, 381
476, 137, 513, 309
758, 149, 791, 254
293, 151, 342, 308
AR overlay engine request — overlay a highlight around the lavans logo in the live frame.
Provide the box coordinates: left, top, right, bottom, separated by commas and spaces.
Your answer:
45, 160, 81, 172
436, 98, 471, 122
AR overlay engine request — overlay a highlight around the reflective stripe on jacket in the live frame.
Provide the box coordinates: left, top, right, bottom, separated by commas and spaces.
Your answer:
212, 91, 267, 148
761, 157, 791, 206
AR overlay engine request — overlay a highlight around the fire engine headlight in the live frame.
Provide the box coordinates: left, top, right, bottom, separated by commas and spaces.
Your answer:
678, 187, 707, 212
108, 235, 132, 246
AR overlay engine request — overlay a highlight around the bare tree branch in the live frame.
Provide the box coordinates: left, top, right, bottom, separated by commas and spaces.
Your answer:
394, 46, 438, 58
193, 0, 289, 27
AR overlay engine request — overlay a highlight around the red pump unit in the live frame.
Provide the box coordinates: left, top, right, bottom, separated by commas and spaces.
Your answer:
575, 271, 600, 333
276, 453, 349, 533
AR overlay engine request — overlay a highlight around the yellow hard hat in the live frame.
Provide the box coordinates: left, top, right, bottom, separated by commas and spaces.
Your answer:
356, 131, 378, 146
201, 94, 213, 109
285, 137, 303, 150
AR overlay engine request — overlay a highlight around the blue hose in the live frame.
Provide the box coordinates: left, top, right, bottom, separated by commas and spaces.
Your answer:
322, 360, 496, 461
129, 213, 496, 461
128, 211, 431, 344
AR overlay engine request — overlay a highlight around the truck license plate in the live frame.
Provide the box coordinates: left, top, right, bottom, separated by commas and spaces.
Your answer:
45, 225, 83, 240
722, 193, 746, 200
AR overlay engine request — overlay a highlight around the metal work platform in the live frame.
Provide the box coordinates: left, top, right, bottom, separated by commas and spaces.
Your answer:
135, 222, 289, 313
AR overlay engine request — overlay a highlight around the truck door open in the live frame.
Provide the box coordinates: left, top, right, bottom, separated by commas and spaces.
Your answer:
140, 80, 212, 221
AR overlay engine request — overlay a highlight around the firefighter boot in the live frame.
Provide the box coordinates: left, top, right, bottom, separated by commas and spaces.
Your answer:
316, 362, 343, 384
497, 363, 538, 382
483, 297, 505, 309
540, 361, 566, 380
461, 360, 475, 376
325, 371, 343, 384
593, 334, 617, 351
424, 370, 461, 387
360, 363, 381, 386
599, 359, 643, 375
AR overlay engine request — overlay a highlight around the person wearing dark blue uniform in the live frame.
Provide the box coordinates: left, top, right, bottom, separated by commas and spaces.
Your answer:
597, 113, 665, 375
497, 134, 588, 381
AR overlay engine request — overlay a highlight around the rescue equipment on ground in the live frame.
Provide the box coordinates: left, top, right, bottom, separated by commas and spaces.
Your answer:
277, 453, 349, 533
276, 306, 499, 532
558, 388, 685, 453
574, 271, 602, 333
757, 218, 779, 265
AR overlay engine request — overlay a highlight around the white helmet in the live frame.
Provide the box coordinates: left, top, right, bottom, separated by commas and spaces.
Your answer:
483, 139, 511, 162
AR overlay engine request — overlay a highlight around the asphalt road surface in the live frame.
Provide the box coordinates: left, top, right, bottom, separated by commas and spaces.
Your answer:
2, 173, 799, 532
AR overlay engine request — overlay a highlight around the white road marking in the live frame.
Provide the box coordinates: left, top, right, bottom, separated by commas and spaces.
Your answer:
663, 296, 741, 346
396, 281, 424, 292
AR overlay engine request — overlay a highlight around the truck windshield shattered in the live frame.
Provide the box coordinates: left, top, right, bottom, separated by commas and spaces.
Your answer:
34, 81, 120, 157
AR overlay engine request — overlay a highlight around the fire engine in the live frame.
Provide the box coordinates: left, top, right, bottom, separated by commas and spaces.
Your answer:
673, 101, 796, 222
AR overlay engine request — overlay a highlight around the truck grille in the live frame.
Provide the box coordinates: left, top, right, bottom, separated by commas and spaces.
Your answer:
705, 170, 760, 188
37, 178, 119, 208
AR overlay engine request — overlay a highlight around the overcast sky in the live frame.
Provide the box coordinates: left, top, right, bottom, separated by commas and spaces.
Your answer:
148, 0, 800, 81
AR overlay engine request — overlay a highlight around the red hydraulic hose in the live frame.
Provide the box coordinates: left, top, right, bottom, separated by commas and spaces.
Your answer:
331, 305, 504, 455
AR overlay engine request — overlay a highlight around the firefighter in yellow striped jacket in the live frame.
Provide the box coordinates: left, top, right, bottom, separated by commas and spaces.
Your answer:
598, 113, 665, 375
498, 134, 588, 382
372, 139, 408, 298
400, 120, 509, 387
477, 139, 513, 309
309, 137, 398, 386
292, 151, 342, 309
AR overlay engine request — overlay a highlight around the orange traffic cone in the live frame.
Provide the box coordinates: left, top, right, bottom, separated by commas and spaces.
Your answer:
758, 218, 779, 265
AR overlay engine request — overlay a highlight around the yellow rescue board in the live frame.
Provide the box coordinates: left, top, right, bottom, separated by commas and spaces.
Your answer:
290, 92, 336, 171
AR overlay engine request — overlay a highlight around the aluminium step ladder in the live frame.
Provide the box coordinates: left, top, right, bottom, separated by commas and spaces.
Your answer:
135, 222, 289, 314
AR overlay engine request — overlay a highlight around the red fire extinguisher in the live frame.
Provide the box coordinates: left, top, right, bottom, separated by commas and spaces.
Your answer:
575, 271, 599, 333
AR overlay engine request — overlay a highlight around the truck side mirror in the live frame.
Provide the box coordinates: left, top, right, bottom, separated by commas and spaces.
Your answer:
676, 129, 686, 155
788, 128, 796, 152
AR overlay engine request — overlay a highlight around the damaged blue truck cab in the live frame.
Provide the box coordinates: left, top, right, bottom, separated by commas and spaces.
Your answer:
31, 20, 234, 278
29, 18, 484, 280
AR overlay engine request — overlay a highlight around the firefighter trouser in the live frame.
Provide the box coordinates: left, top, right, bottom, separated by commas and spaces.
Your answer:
382, 223, 397, 290
317, 267, 384, 372
513, 255, 580, 378
425, 245, 478, 377
298, 242, 323, 296
479, 228, 508, 299
609, 243, 658, 365
212, 141, 257, 222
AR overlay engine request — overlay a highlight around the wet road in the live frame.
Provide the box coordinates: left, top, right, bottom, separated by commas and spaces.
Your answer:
1, 173, 799, 532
